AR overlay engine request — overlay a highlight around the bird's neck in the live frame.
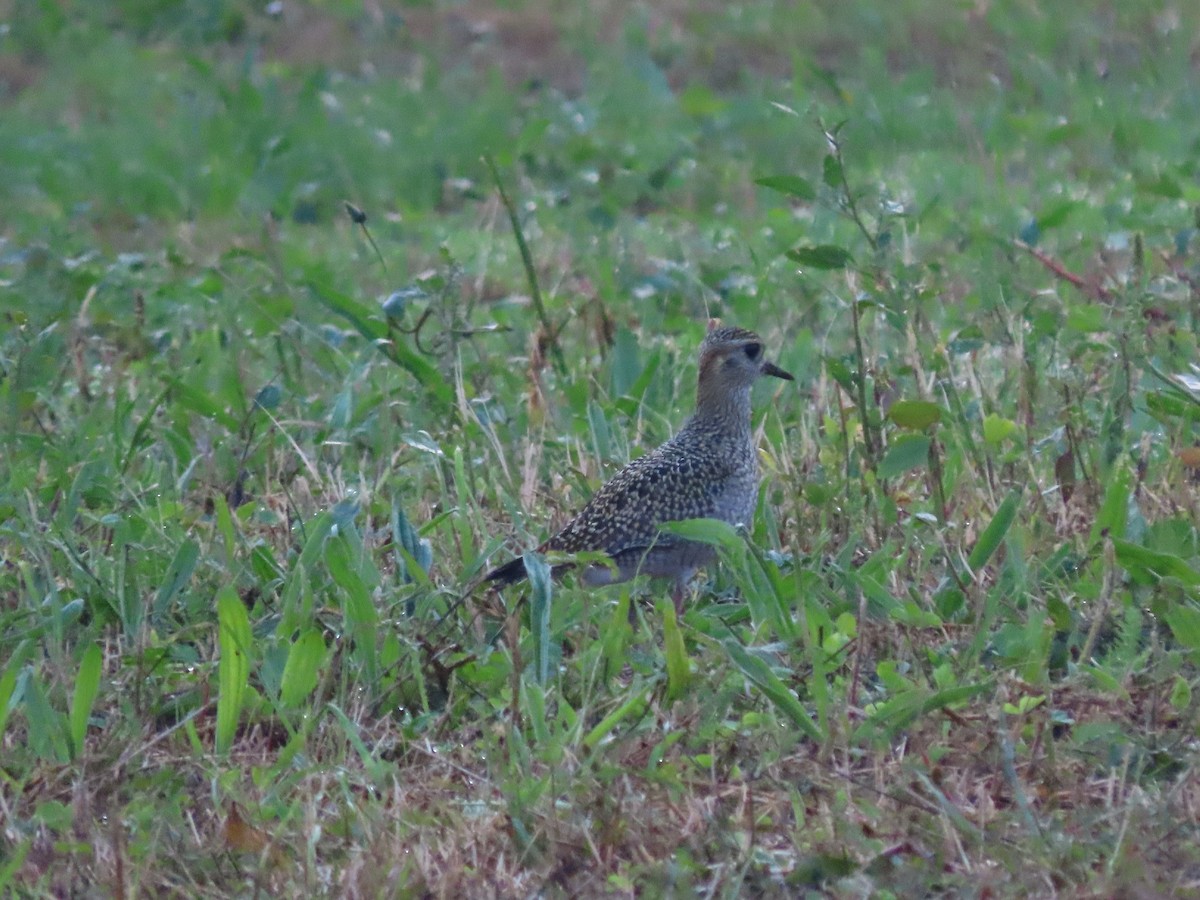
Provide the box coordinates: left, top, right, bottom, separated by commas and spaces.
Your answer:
693, 382, 753, 433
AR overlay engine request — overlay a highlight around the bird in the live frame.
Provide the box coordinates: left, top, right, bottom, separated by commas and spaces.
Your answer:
484, 320, 793, 612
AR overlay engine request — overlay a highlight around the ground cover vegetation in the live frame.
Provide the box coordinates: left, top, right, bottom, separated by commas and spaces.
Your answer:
2, 0, 1200, 895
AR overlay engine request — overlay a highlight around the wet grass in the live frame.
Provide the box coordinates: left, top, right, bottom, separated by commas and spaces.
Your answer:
3, 0, 1200, 895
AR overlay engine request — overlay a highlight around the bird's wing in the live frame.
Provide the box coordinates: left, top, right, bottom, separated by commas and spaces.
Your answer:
546, 436, 736, 558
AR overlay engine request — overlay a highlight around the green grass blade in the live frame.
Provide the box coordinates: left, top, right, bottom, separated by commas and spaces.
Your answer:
216, 585, 252, 755
723, 639, 822, 742
525, 551, 553, 685
522, 679, 550, 745
327, 533, 380, 688
659, 597, 691, 702
120, 383, 171, 475
24, 675, 70, 763
69, 643, 102, 759
308, 276, 450, 401
1114, 539, 1200, 587
153, 538, 200, 624
856, 682, 992, 741
0, 840, 30, 895
1091, 462, 1132, 545
0, 641, 32, 744
328, 702, 389, 784
297, 511, 337, 572
967, 489, 1021, 571
746, 544, 799, 642
583, 684, 652, 750
600, 590, 634, 684
213, 493, 237, 572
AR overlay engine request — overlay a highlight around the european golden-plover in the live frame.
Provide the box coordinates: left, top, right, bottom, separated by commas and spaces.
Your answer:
486, 321, 793, 610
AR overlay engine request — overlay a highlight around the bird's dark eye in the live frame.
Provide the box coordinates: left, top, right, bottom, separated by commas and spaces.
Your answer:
743, 342, 762, 361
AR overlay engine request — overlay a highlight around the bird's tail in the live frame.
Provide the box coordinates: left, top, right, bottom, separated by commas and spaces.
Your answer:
484, 556, 529, 587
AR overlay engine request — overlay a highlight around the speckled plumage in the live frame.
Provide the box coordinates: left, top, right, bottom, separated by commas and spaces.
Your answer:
486, 323, 793, 608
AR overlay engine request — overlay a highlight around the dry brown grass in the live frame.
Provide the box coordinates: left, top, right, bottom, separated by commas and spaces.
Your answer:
5, 646, 1199, 897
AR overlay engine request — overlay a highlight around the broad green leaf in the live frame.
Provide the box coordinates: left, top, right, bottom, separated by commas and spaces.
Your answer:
1138, 173, 1183, 199
877, 434, 931, 479
69, 644, 103, 760
308, 277, 386, 340
679, 83, 728, 116
835, 612, 857, 639
169, 379, 240, 430
330, 496, 363, 533
1170, 675, 1192, 711
1164, 605, 1200, 652
948, 325, 986, 355
824, 356, 858, 394
280, 629, 327, 708
660, 518, 744, 551
849, 571, 901, 617
887, 400, 943, 430
1037, 200, 1080, 230
803, 481, 835, 506
785, 244, 852, 270
822, 153, 841, 188
1091, 464, 1131, 545
1046, 594, 1072, 631
1145, 390, 1194, 422
982, 414, 1017, 444
891, 600, 944, 628
253, 384, 282, 410
754, 175, 816, 200
1083, 664, 1123, 695
216, 586, 252, 755
1114, 540, 1200, 586
1065, 305, 1106, 333
250, 543, 284, 585
278, 561, 315, 639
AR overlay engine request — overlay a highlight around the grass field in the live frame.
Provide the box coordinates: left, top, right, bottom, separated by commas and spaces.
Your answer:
3, 1, 1200, 895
